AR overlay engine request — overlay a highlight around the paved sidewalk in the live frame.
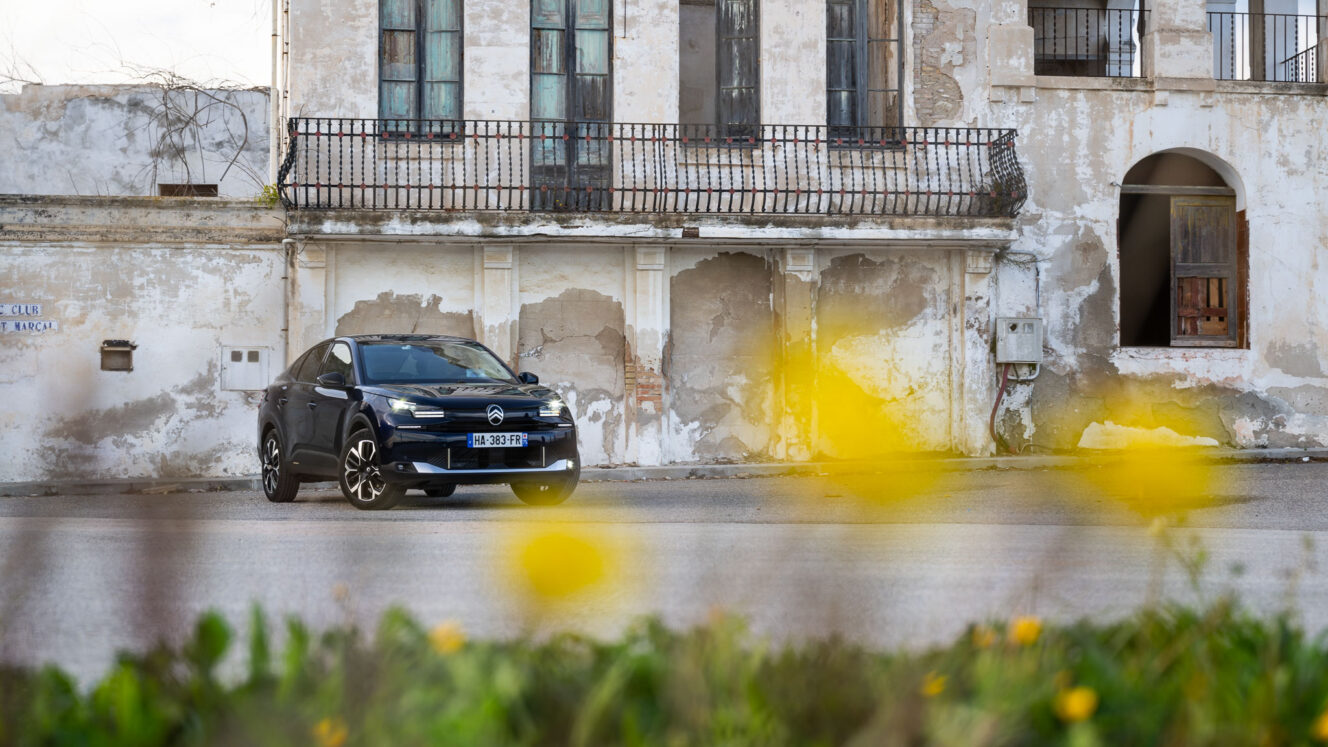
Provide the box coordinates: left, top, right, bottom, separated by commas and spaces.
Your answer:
4, 447, 1327, 497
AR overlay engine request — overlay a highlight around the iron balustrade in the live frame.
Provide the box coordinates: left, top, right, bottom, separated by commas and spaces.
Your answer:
1209, 12, 1326, 82
276, 118, 1027, 219
1029, 6, 1147, 78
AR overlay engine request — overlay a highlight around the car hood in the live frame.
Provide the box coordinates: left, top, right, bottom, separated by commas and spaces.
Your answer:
361, 382, 558, 409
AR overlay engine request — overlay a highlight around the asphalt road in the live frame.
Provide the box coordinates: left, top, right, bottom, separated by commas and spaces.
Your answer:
3, 461, 1328, 683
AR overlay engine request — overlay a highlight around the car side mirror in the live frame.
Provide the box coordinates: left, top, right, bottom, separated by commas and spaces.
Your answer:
518, 372, 539, 385
316, 372, 347, 388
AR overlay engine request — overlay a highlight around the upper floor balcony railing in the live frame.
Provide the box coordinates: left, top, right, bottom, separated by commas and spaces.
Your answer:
276, 118, 1027, 219
1030, 5, 1147, 78
1209, 11, 1326, 83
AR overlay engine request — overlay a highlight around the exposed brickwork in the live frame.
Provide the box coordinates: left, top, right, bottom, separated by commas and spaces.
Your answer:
912, 0, 970, 126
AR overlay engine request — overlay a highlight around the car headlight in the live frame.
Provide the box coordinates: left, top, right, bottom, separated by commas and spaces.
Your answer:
539, 399, 566, 417
388, 398, 445, 418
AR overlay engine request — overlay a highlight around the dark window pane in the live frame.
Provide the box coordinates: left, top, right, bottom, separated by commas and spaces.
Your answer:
574, 75, 609, 120
719, 0, 756, 36
827, 40, 856, 89
719, 38, 758, 87
533, 29, 566, 73
828, 0, 854, 39
719, 87, 758, 126
381, 30, 417, 80
827, 90, 854, 127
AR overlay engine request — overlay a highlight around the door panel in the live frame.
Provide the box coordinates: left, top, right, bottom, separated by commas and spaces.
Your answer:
1170, 196, 1237, 346
308, 342, 357, 472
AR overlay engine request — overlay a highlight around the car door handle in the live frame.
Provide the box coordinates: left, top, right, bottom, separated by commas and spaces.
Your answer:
278, 397, 288, 406
307, 402, 318, 409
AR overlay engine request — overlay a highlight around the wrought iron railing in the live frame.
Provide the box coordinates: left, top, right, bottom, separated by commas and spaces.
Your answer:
1029, 6, 1147, 78
277, 118, 1026, 218
1209, 12, 1325, 82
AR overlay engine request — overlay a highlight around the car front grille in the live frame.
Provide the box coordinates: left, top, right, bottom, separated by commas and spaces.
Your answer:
425, 446, 546, 471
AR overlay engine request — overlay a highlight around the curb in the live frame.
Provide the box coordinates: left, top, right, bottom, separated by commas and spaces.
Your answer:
3, 448, 1326, 497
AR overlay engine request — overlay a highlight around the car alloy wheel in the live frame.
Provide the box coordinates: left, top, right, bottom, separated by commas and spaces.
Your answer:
339, 431, 402, 510
261, 431, 299, 503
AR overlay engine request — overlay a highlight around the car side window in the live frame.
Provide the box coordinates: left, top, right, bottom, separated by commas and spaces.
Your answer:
294, 343, 329, 382
321, 342, 355, 383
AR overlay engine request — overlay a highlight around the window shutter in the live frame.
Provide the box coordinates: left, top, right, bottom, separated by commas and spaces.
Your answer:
717, 0, 759, 138
1170, 195, 1238, 346
380, 0, 419, 123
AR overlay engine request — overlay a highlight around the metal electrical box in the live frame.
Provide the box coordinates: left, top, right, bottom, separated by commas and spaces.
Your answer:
995, 317, 1043, 364
221, 347, 270, 391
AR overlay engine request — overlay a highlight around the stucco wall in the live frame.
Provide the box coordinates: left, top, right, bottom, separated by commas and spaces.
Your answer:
0, 84, 269, 199
0, 199, 285, 484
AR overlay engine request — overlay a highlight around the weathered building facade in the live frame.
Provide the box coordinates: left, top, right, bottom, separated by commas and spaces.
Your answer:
3, 0, 1328, 484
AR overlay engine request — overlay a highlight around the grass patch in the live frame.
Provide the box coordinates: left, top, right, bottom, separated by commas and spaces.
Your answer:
4, 601, 1328, 744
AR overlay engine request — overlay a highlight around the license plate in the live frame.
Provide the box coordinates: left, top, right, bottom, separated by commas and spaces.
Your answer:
467, 432, 528, 448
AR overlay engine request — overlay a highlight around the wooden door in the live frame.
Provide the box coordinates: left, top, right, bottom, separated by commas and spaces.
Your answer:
1170, 195, 1237, 346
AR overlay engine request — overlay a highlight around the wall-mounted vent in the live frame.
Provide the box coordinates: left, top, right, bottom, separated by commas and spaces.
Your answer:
158, 183, 219, 197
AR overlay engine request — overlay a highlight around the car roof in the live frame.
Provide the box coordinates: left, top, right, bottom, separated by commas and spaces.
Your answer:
339, 334, 477, 344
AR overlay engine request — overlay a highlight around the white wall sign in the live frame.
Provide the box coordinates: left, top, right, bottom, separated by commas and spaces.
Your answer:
1, 320, 59, 333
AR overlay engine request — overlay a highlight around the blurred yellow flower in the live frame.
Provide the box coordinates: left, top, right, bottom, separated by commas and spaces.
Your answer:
510, 526, 610, 603
429, 620, 466, 655
1010, 616, 1042, 646
1054, 686, 1099, 723
1313, 710, 1328, 741
971, 625, 997, 649
312, 717, 348, 747
920, 671, 947, 698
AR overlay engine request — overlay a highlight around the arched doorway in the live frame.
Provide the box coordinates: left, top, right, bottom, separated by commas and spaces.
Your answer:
1118, 151, 1246, 348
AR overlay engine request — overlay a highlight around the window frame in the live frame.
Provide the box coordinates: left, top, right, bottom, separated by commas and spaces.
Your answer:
715, 0, 761, 142
378, 0, 464, 137
826, 0, 906, 136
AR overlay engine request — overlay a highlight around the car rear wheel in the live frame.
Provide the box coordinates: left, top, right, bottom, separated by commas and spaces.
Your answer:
423, 485, 456, 498
511, 468, 578, 506
261, 430, 299, 503
339, 430, 403, 510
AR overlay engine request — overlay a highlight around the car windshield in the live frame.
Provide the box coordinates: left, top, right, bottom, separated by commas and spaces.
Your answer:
359, 341, 515, 385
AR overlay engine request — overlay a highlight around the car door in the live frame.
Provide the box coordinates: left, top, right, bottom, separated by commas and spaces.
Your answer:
284, 342, 329, 470
308, 341, 357, 471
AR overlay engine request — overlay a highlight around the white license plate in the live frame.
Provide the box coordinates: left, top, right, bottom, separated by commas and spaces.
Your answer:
467, 432, 528, 448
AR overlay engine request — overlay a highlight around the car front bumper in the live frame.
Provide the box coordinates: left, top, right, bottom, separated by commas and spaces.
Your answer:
379, 425, 578, 486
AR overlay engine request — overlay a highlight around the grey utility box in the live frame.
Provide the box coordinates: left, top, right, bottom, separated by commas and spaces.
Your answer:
995, 317, 1043, 364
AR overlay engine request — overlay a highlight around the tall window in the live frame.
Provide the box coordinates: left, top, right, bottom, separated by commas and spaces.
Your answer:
679, 0, 760, 139
826, 0, 903, 134
379, 0, 462, 130
530, 0, 612, 209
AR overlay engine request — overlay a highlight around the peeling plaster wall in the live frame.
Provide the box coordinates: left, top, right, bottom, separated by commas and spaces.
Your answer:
666, 250, 778, 462
517, 247, 627, 466
816, 250, 954, 453
0, 237, 284, 484
0, 84, 269, 198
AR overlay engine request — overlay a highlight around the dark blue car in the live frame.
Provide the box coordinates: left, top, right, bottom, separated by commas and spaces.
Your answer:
257, 334, 579, 509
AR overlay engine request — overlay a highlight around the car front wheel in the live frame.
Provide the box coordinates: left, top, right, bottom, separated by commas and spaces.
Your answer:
261, 430, 299, 503
338, 430, 403, 510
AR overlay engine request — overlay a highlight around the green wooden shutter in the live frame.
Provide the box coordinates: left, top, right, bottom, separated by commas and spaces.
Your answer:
380, 0, 418, 124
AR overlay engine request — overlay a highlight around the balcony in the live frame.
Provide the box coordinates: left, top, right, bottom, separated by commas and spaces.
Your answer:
276, 119, 1027, 220
1209, 11, 1326, 83
1030, 5, 1148, 78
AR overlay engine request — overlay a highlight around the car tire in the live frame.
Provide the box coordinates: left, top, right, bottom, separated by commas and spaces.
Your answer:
338, 429, 403, 511
423, 485, 457, 498
261, 430, 300, 503
511, 467, 579, 506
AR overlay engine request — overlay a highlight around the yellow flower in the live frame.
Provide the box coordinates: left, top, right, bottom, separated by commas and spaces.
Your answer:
513, 527, 608, 602
429, 621, 466, 654
971, 625, 997, 649
920, 671, 947, 698
1313, 710, 1328, 742
1054, 686, 1099, 723
1010, 616, 1042, 646
312, 717, 348, 747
